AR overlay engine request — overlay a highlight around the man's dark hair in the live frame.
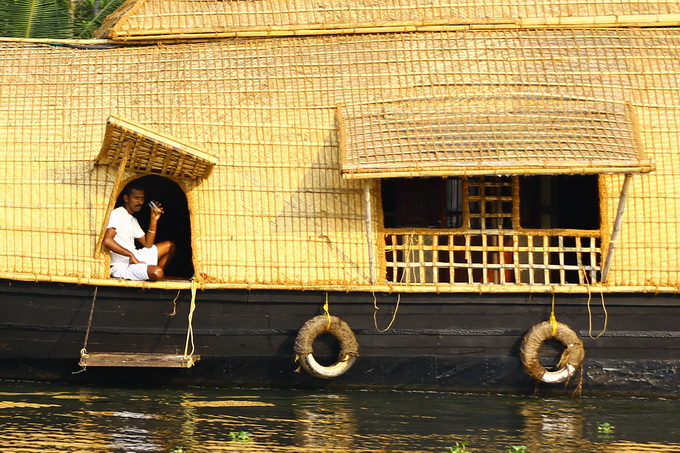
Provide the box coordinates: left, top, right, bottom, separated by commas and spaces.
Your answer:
116, 182, 146, 207
122, 182, 145, 197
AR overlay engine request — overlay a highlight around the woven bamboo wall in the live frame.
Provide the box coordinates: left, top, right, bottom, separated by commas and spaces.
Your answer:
0, 27, 679, 291
96, 0, 680, 40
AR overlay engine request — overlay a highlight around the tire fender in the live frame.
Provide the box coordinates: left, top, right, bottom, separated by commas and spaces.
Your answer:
520, 321, 585, 384
294, 315, 359, 379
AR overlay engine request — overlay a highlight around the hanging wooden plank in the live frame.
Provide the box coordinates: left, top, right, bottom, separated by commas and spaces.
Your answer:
79, 352, 200, 368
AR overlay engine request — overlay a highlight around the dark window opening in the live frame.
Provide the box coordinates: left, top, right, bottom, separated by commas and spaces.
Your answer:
519, 175, 600, 230
118, 175, 195, 278
519, 175, 601, 284
382, 174, 602, 286
382, 177, 463, 228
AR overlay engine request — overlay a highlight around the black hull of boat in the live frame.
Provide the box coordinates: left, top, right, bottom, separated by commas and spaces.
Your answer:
1, 280, 678, 397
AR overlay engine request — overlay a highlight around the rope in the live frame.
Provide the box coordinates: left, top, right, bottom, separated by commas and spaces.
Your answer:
373, 292, 401, 332
168, 290, 181, 317
579, 266, 608, 340
587, 286, 609, 340
80, 286, 98, 357
73, 287, 98, 374
183, 278, 197, 359
401, 232, 415, 283
323, 292, 331, 330
549, 292, 558, 336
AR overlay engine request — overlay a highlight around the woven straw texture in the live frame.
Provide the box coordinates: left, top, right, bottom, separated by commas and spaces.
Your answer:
0, 26, 679, 291
339, 96, 650, 178
96, 0, 680, 40
97, 116, 217, 180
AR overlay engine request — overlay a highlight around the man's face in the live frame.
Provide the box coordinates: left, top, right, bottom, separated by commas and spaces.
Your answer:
123, 189, 145, 213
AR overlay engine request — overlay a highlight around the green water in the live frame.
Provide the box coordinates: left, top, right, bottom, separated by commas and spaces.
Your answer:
0, 380, 678, 452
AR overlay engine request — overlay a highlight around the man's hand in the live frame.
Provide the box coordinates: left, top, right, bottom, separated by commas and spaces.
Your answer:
150, 200, 164, 221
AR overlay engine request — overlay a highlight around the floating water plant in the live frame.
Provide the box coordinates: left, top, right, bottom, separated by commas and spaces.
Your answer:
229, 431, 254, 442
445, 441, 471, 452
505, 446, 527, 453
597, 422, 615, 434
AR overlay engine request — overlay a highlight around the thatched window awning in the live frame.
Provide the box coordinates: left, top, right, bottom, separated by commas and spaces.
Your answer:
96, 116, 217, 180
338, 96, 653, 179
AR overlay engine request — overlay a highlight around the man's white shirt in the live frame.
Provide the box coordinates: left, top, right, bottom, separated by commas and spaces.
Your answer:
106, 206, 145, 266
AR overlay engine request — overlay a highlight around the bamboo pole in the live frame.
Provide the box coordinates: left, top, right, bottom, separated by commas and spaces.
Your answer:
1, 271, 676, 294
93, 140, 132, 258
601, 173, 633, 282
342, 164, 654, 179
364, 181, 377, 285
98, 14, 680, 42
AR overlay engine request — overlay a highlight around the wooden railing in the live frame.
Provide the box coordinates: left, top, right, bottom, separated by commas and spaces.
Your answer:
384, 230, 601, 285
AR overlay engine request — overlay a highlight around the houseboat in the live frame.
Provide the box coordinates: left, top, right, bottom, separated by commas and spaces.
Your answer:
1, 0, 679, 397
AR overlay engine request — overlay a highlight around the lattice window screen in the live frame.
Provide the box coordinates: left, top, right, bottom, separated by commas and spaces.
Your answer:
384, 176, 601, 286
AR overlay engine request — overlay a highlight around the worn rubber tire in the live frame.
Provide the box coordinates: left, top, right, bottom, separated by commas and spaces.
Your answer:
520, 321, 585, 383
294, 315, 359, 379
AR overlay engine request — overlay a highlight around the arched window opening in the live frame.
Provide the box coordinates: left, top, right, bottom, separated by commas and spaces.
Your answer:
117, 175, 194, 279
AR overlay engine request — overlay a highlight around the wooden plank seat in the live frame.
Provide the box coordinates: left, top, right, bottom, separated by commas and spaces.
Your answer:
79, 352, 200, 368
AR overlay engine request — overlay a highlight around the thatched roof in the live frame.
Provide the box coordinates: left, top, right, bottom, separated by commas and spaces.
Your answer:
1, 2, 679, 291
95, 0, 680, 41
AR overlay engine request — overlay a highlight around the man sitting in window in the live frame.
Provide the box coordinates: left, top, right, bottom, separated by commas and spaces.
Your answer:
103, 183, 176, 281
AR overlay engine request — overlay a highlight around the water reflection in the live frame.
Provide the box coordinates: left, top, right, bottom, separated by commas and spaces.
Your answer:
518, 400, 590, 452
109, 425, 159, 452
606, 441, 680, 452
293, 393, 357, 452
0, 382, 678, 452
